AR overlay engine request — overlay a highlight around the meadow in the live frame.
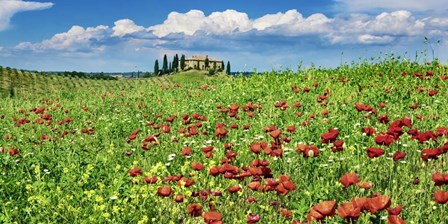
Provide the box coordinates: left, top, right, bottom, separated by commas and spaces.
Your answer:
0, 57, 447, 223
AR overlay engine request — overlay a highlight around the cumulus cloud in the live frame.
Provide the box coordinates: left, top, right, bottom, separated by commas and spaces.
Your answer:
334, 0, 448, 13
150, 9, 252, 37
112, 19, 145, 37
0, 0, 53, 31
16, 25, 111, 53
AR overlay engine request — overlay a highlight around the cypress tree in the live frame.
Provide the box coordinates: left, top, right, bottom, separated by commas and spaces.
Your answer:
154, 59, 159, 76
204, 56, 209, 69
226, 61, 231, 75
162, 54, 168, 75
180, 54, 186, 70
173, 54, 179, 72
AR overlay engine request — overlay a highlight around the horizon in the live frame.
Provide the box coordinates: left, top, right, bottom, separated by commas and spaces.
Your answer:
0, 0, 447, 72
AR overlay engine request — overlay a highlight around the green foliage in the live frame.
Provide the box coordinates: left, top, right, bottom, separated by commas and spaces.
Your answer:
208, 68, 216, 76
180, 54, 186, 71
162, 54, 168, 75
205, 56, 209, 69
0, 57, 448, 223
154, 59, 159, 76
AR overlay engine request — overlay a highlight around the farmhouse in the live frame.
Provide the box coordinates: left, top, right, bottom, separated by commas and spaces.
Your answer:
185, 55, 223, 70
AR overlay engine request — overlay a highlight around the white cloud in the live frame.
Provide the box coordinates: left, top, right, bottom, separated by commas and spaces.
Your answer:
150, 9, 252, 37
16, 25, 110, 53
364, 11, 424, 36
335, 0, 448, 13
112, 19, 145, 37
358, 34, 395, 44
253, 10, 333, 35
0, 0, 53, 31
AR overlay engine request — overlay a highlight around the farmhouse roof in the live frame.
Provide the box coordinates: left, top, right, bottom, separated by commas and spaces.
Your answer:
185, 55, 221, 62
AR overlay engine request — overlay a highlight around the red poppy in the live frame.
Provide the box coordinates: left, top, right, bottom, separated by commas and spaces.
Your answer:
337, 201, 361, 222
367, 147, 385, 158
378, 114, 390, 124
321, 128, 339, 143
429, 90, 438, 96
421, 148, 441, 161
157, 185, 172, 197
392, 151, 406, 161
187, 203, 203, 217
192, 161, 204, 171
177, 177, 194, 187
174, 194, 184, 203
362, 126, 376, 136
250, 142, 261, 154
202, 146, 214, 153
296, 144, 319, 158
307, 201, 336, 222
351, 197, 369, 211
375, 133, 395, 147
434, 190, 448, 204
182, 147, 192, 156
286, 125, 296, 133
215, 127, 228, 138
331, 140, 344, 153
203, 211, 222, 223
379, 102, 387, 108
340, 173, 360, 188
409, 102, 419, 109
431, 172, 448, 186
387, 215, 405, 224
238, 196, 253, 205
366, 194, 391, 214
128, 168, 142, 177
387, 205, 402, 215
248, 182, 261, 191
279, 208, 293, 219
142, 176, 158, 184
228, 184, 241, 193
209, 166, 220, 176
357, 181, 373, 189
247, 214, 260, 223
8, 148, 19, 156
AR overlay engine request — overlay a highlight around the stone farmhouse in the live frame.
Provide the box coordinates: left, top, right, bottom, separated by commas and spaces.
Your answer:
185, 55, 223, 70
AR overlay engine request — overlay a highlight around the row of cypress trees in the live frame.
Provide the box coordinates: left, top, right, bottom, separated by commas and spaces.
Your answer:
154, 54, 231, 76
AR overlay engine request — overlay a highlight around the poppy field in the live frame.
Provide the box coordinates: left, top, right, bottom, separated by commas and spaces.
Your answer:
1, 58, 448, 223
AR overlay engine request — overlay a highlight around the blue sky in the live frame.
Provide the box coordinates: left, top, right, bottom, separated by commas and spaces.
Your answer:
0, 0, 447, 72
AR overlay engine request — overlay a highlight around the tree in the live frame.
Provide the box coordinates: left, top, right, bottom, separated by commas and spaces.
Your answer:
204, 56, 209, 69
221, 61, 224, 70
154, 59, 160, 76
173, 54, 179, 72
162, 54, 168, 75
143, 72, 151, 78
180, 54, 186, 70
169, 61, 172, 73
226, 61, 231, 75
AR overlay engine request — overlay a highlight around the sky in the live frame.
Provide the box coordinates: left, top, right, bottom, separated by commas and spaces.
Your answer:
0, 0, 447, 72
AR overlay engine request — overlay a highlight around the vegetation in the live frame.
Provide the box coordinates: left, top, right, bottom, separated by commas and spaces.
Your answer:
154, 59, 160, 76
162, 54, 168, 75
180, 54, 186, 71
1, 56, 447, 223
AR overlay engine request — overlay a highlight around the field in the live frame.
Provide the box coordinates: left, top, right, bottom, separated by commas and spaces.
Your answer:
1, 58, 448, 223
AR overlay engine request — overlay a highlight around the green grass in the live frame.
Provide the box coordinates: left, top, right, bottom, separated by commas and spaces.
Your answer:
0, 58, 448, 223
168, 70, 216, 83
